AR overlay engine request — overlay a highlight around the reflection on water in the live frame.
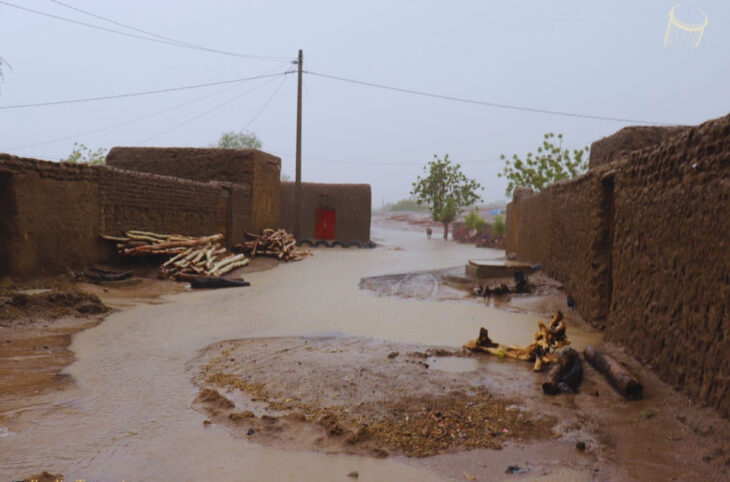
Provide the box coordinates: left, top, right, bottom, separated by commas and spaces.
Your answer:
0, 228, 601, 481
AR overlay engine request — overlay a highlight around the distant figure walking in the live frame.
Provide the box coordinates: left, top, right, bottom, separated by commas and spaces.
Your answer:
567, 293, 577, 310
426, 227, 432, 239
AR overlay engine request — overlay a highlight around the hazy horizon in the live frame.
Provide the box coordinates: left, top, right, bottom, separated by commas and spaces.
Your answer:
1, 0, 727, 205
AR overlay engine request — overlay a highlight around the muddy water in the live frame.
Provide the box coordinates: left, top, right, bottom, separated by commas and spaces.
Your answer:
0, 228, 601, 481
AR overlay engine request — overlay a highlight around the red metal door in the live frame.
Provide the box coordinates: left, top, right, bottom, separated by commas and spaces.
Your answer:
315, 209, 336, 240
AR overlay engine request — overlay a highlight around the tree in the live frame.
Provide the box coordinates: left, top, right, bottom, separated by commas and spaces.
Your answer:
463, 209, 487, 232
492, 214, 506, 236
214, 131, 262, 150
62, 142, 107, 165
498, 133, 588, 197
411, 154, 483, 240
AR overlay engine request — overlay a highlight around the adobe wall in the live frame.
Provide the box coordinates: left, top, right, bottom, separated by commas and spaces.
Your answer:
608, 116, 729, 416
106, 147, 280, 233
0, 154, 237, 277
250, 154, 281, 234
280, 182, 372, 242
0, 154, 108, 276
589, 125, 689, 169
98, 167, 223, 238
507, 113, 730, 416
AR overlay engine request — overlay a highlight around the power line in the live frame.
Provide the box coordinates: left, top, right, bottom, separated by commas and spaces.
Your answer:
0, 0, 288, 62
135, 76, 281, 146
0, 71, 294, 110
5, 79, 256, 151
306, 71, 677, 126
240, 75, 289, 131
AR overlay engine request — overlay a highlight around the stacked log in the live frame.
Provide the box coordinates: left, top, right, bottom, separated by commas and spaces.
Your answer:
232, 229, 311, 262
102, 231, 249, 280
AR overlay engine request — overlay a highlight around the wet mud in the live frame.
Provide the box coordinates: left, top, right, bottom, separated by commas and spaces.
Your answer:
190, 336, 556, 458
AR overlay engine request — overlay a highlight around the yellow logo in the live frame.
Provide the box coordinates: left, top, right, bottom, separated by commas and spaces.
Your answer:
664, 5, 708, 47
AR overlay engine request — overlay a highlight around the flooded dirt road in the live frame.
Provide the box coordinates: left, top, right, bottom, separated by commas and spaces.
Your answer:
2, 226, 728, 481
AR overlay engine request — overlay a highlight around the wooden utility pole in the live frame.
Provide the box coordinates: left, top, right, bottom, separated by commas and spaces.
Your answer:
294, 49, 303, 240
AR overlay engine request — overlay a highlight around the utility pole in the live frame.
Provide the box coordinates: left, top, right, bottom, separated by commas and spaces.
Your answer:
294, 49, 303, 240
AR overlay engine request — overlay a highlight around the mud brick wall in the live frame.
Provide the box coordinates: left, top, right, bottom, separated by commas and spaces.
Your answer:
506, 113, 730, 416
106, 147, 280, 233
607, 116, 729, 416
98, 167, 223, 238
0, 154, 108, 276
280, 182, 372, 242
589, 125, 689, 169
250, 155, 281, 234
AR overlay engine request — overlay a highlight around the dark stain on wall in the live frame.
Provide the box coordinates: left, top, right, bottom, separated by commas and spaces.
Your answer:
505, 113, 730, 416
280, 182, 371, 242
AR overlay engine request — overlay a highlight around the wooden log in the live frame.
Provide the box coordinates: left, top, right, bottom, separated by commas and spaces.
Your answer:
542, 347, 583, 395
190, 276, 250, 289
584, 345, 643, 400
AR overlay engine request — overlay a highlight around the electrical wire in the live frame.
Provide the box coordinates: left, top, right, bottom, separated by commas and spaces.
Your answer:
135, 76, 281, 146
5, 80, 254, 151
306, 71, 677, 126
0, 0, 288, 62
0, 71, 294, 110
239, 75, 288, 132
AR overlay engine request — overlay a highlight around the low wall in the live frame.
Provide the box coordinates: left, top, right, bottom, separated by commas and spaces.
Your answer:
506, 113, 730, 416
280, 182, 372, 242
0, 155, 108, 276
0, 154, 241, 277
106, 147, 280, 234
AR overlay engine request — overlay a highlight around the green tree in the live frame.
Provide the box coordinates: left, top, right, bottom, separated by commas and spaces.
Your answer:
498, 133, 588, 197
411, 154, 483, 240
62, 142, 107, 165
463, 209, 487, 231
214, 131, 262, 150
492, 214, 506, 236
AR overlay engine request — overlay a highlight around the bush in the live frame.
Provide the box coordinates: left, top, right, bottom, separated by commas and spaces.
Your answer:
493, 215, 506, 236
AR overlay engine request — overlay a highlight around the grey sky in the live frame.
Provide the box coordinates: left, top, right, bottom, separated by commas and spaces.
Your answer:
1, 0, 727, 206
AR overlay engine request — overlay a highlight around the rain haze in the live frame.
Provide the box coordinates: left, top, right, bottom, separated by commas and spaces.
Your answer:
1, 0, 728, 205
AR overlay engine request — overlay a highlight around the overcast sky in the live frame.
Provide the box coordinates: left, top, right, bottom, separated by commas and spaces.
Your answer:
1, 0, 727, 205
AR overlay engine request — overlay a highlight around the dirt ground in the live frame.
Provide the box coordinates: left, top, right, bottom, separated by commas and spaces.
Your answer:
2, 223, 729, 481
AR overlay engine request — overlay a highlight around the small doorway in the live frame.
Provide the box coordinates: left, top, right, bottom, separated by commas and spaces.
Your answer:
315, 209, 336, 240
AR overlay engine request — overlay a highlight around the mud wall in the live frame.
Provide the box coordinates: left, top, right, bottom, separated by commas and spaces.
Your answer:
280, 182, 372, 242
0, 154, 244, 277
506, 113, 730, 416
589, 125, 689, 169
98, 167, 223, 238
106, 147, 280, 233
251, 155, 281, 234
0, 154, 108, 276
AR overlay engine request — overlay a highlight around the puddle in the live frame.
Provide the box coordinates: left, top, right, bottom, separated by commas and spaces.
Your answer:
426, 356, 482, 373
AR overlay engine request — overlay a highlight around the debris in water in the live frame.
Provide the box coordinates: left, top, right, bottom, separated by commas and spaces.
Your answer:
505, 465, 525, 474
464, 312, 570, 371
247, 428, 255, 436
542, 347, 583, 395
576, 441, 586, 451
346, 470, 359, 478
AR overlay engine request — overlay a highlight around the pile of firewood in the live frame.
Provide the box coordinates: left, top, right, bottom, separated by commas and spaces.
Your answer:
463, 311, 570, 371
232, 228, 310, 262
102, 231, 249, 280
